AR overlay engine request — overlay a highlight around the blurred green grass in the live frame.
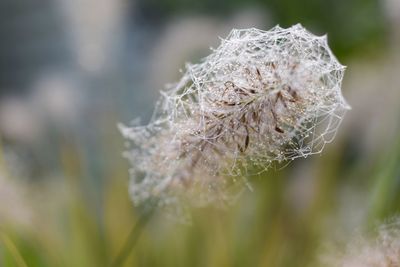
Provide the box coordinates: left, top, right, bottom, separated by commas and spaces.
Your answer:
1, 127, 400, 267
0, 0, 399, 265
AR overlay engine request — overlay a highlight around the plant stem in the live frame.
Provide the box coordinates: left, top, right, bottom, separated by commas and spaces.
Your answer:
111, 207, 156, 267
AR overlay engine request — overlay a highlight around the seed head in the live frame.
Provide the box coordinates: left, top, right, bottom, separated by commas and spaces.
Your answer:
120, 24, 350, 208
325, 218, 400, 267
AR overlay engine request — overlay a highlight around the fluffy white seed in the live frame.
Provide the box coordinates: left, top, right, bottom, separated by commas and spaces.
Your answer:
120, 24, 350, 208
324, 218, 400, 267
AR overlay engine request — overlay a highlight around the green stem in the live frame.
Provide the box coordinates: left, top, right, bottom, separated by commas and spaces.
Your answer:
111, 207, 156, 267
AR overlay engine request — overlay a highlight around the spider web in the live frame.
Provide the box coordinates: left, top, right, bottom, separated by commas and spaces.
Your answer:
120, 24, 350, 212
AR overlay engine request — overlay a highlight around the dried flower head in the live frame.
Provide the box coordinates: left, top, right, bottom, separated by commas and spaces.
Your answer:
120, 24, 349, 208
325, 217, 400, 267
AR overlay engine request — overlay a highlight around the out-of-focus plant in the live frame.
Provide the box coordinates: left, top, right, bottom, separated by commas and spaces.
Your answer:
134, 0, 387, 58
323, 217, 400, 267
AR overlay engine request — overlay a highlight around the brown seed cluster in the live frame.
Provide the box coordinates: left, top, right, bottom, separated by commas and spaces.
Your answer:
120, 24, 350, 208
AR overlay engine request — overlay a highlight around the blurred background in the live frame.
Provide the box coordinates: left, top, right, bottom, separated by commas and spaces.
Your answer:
0, 0, 399, 266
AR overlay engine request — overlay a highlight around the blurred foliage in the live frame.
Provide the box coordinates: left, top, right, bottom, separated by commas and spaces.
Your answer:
1, 129, 400, 266
134, 0, 388, 58
369, 134, 400, 222
0, 0, 399, 266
